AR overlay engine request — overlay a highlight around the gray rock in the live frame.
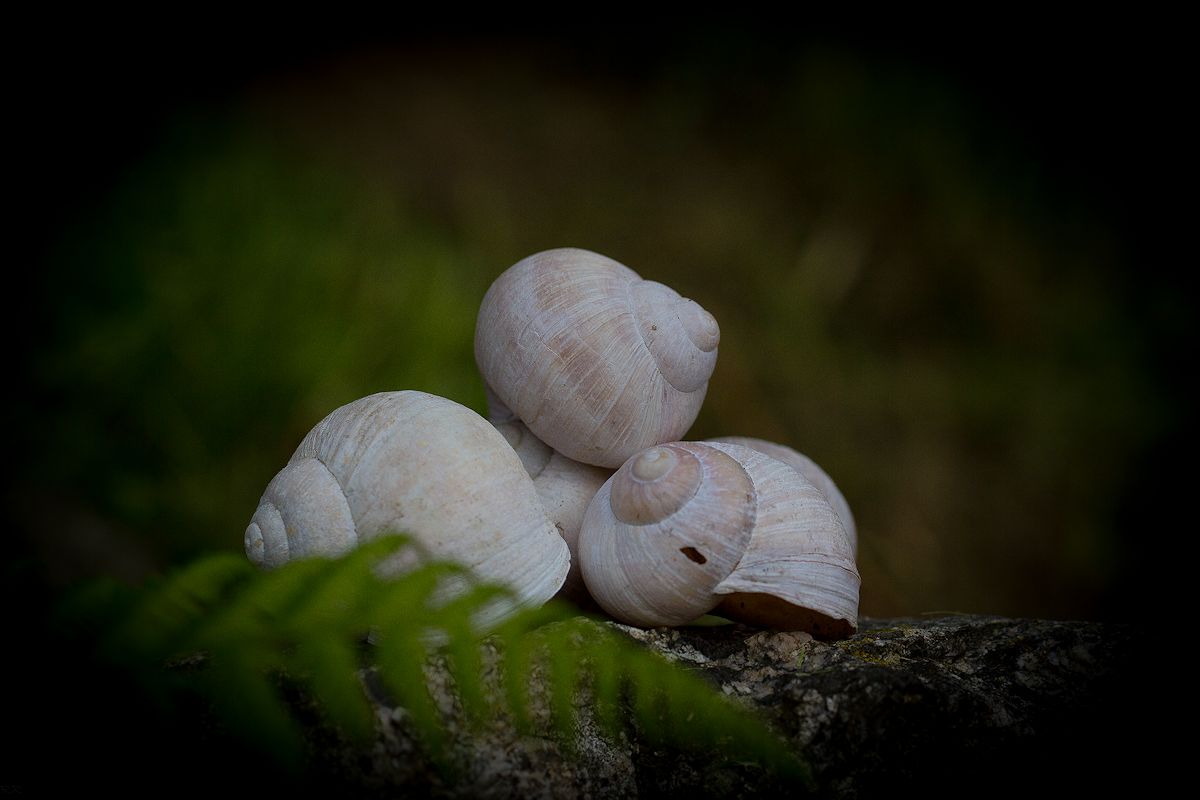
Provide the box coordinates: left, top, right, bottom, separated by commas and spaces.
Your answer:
307, 615, 1143, 798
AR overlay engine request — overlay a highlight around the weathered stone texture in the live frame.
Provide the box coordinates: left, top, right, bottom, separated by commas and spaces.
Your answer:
310, 615, 1142, 798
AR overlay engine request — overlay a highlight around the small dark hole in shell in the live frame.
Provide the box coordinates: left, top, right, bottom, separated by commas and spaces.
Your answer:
680, 546, 707, 564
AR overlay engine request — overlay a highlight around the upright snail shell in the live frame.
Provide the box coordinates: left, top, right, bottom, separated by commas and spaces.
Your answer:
492, 417, 611, 607
485, 385, 611, 605
578, 441, 859, 639
474, 248, 720, 469
708, 436, 857, 556
245, 391, 570, 612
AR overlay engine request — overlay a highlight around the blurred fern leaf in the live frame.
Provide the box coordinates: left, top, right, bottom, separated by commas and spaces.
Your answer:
57, 533, 810, 786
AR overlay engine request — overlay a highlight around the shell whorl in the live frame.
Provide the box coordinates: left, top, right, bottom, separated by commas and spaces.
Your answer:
474, 248, 719, 468
245, 457, 357, 568
579, 443, 756, 627
708, 436, 857, 556
705, 442, 859, 638
608, 445, 704, 524
629, 280, 720, 393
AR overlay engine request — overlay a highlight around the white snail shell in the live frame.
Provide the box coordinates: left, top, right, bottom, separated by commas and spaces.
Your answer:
485, 386, 611, 605
708, 436, 857, 556
578, 441, 859, 639
491, 417, 612, 607
245, 391, 570, 613
474, 248, 720, 469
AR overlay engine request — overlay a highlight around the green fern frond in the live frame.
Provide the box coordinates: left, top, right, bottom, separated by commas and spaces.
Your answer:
56, 533, 810, 787
202, 645, 307, 766
108, 553, 254, 660
289, 635, 375, 741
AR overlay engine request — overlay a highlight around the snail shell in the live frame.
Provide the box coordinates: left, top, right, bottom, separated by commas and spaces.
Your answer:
474, 248, 720, 469
485, 386, 611, 605
708, 436, 857, 556
492, 417, 612, 607
578, 441, 859, 639
245, 391, 570, 613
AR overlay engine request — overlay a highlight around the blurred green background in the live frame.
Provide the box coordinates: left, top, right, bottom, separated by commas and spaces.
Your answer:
11, 25, 1182, 623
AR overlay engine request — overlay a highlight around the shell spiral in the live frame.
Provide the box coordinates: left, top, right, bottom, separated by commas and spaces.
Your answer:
474, 248, 719, 468
245, 391, 570, 612
579, 443, 756, 626
579, 442, 860, 638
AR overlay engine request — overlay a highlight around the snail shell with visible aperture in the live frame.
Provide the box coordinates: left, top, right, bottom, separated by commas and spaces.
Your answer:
578, 441, 859, 639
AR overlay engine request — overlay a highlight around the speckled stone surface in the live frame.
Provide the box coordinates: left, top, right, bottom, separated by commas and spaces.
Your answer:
307, 615, 1142, 798
617, 615, 1140, 797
